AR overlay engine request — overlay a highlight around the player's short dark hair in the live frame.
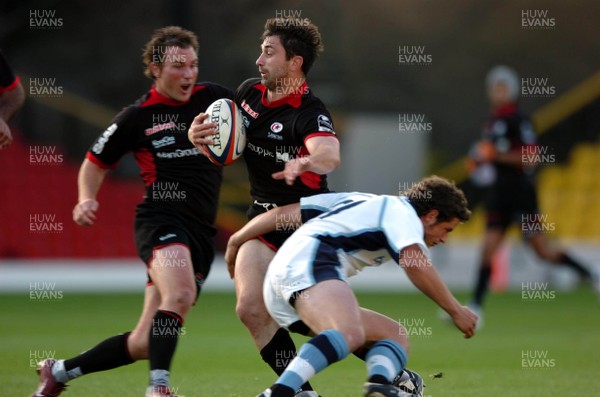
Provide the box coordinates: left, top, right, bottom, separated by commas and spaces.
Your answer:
262, 18, 324, 75
404, 175, 471, 223
142, 26, 199, 80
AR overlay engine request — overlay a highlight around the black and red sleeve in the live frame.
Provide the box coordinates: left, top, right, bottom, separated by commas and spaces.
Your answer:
86, 105, 138, 169
293, 105, 337, 144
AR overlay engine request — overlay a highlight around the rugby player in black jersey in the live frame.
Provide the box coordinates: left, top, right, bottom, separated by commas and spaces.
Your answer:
190, 17, 339, 397
467, 65, 599, 328
0, 49, 25, 149
29, 26, 232, 397
190, 17, 424, 397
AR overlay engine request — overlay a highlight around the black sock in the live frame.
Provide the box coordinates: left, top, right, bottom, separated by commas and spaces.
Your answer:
149, 310, 183, 371
368, 374, 390, 385
260, 328, 314, 391
270, 383, 296, 397
64, 332, 133, 375
353, 346, 368, 361
558, 252, 592, 280
473, 263, 492, 307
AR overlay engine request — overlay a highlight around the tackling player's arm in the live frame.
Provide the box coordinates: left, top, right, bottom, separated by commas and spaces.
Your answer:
400, 244, 477, 338
272, 135, 340, 186
225, 203, 301, 277
72, 159, 109, 227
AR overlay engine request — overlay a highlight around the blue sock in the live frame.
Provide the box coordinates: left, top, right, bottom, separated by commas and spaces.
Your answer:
366, 339, 407, 384
274, 329, 350, 394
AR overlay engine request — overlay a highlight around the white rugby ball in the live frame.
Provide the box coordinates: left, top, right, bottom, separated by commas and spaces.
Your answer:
203, 98, 247, 166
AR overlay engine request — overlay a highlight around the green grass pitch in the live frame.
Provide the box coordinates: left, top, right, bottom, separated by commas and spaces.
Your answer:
3, 289, 599, 396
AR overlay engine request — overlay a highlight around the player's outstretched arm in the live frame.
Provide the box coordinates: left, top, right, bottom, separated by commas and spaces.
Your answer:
225, 203, 300, 278
72, 158, 108, 227
400, 244, 478, 338
272, 135, 340, 185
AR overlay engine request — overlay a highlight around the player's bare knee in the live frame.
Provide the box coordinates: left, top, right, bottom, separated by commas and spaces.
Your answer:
236, 299, 269, 330
162, 288, 195, 314
342, 326, 366, 351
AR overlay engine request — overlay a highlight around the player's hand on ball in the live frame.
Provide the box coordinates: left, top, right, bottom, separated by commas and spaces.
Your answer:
451, 305, 478, 338
188, 113, 217, 149
272, 157, 311, 186
73, 199, 99, 226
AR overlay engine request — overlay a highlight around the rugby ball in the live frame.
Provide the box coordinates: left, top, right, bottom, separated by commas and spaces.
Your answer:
203, 98, 247, 166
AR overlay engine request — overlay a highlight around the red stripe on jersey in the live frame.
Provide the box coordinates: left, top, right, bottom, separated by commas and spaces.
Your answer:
257, 236, 278, 252
304, 132, 337, 144
0, 75, 20, 93
299, 170, 322, 190
297, 145, 322, 190
492, 102, 518, 118
140, 84, 206, 108
86, 151, 118, 170
135, 147, 157, 186
254, 81, 305, 109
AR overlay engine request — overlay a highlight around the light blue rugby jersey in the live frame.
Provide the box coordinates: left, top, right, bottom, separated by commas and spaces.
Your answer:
297, 192, 430, 277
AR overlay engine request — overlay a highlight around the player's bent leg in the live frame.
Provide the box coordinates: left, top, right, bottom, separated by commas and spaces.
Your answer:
359, 308, 409, 352
528, 234, 599, 296
234, 239, 280, 348
236, 239, 321, 396
27, 282, 164, 397
295, 279, 365, 349
146, 244, 196, 394
127, 284, 162, 360
356, 309, 423, 395
260, 280, 361, 396
148, 244, 196, 317
29, 325, 141, 396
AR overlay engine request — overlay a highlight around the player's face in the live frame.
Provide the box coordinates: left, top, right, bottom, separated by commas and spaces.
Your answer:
423, 217, 460, 247
153, 46, 198, 102
256, 35, 291, 91
488, 81, 512, 108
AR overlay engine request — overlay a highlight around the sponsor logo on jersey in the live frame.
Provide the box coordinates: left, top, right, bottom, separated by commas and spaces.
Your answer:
145, 122, 176, 136
268, 122, 284, 140
152, 136, 176, 149
246, 142, 275, 158
156, 147, 201, 159
241, 100, 259, 119
270, 122, 283, 133
158, 233, 177, 241
92, 123, 118, 154
317, 115, 334, 133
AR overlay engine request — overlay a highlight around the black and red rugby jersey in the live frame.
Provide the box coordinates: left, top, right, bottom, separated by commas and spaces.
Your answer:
235, 78, 337, 205
87, 82, 233, 227
482, 102, 537, 185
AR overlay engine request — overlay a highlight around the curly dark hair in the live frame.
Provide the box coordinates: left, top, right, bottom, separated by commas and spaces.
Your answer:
262, 17, 324, 75
403, 175, 471, 223
142, 26, 199, 80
